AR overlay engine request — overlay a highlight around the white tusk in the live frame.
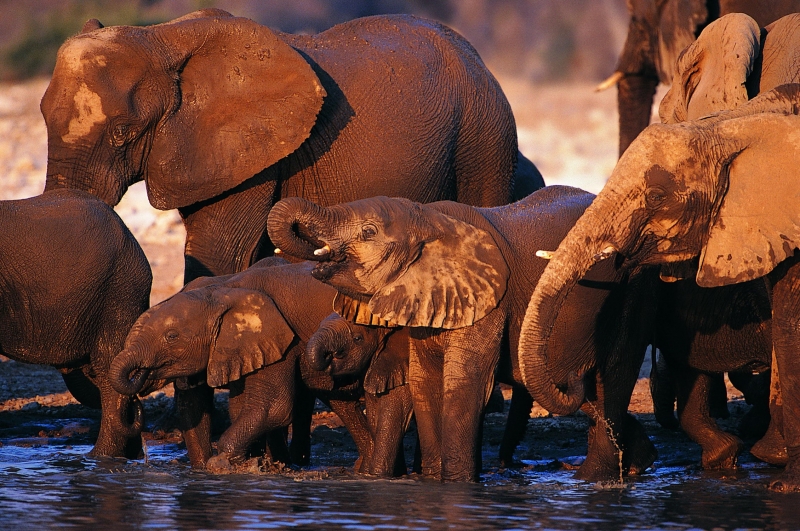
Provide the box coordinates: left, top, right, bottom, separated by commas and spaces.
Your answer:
595, 71, 624, 92
274, 248, 282, 254
313, 244, 331, 257
536, 250, 555, 260
593, 245, 617, 262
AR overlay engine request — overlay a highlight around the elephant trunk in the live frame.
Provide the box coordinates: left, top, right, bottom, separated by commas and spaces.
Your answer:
617, 75, 659, 156
110, 348, 153, 396
306, 324, 345, 373
519, 185, 635, 416
267, 197, 336, 261
118, 395, 145, 439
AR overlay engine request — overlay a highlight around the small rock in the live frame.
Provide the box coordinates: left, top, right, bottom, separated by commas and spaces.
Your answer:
21, 401, 41, 411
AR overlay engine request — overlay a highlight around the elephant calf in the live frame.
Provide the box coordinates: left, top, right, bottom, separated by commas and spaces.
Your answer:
111, 257, 413, 474
0, 189, 151, 458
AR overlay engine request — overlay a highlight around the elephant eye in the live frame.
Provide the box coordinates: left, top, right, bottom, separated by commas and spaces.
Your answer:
353, 334, 364, 343
645, 187, 667, 208
111, 123, 133, 146
360, 223, 378, 240
165, 329, 179, 342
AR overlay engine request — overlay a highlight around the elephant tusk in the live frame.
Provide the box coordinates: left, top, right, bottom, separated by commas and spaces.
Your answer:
595, 71, 624, 92
314, 244, 331, 257
274, 248, 282, 255
593, 245, 617, 262
536, 250, 555, 260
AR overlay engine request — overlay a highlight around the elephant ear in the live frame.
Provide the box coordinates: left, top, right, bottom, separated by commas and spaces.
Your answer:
207, 288, 295, 387
697, 114, 800, 287
364, 337, 409, 396
368, 209, 509, 329
145, 12, 325, 210
659, 13, 760, 124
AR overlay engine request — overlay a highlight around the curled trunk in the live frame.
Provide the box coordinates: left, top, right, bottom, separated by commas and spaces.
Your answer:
267, 197, 335, 261
110, 349, 152, 396
306, 325, 342, 372
518, 188, 631, 416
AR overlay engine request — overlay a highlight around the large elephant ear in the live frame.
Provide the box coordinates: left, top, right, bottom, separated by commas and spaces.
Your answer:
368, 209, 509, 329
207, 287, 295, 387
697, 114, 800, 287
145, 11, 325, 210
659, 13, 760, 124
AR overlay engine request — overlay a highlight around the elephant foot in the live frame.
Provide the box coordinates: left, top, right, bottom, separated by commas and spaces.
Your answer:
653, 408, 679, 431
769, 469, 800, 492
622, 414, 657, 476
751, 429, 788, 466
206, 453, 236, 474
700, 433, 743, 469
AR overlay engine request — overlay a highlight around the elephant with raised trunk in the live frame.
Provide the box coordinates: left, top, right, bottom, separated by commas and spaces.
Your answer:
111, 258, 413, 473
267, 186, 657, 482
521, 84, 800, 491
41, 8, 541, 283
606, 0, 800, 156
0, 189, 151, 458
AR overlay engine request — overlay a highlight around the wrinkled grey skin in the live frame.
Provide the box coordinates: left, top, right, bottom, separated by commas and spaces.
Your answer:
307, 314, 414, 477
0, 189, 151, 458
520, 85, 800, 492
611, 0, 800, 155
111, 258, 410, 473
41, 9, 541, 284
267, 186, 657, 482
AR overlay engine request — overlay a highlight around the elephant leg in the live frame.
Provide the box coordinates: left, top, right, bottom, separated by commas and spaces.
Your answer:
498, 385, 533, 467
650, 348, 679, 430
60, 367, 102, 409
752, 353, 787, 465
178, 176, 277, 282
440, 344, 500, 482
708, 372, 731, 420
328, 398, 372, 472
621, 413, 656, 476
289, 387, 316, 466
730, 370, 771, 441
176, 384, 214, 467
365, 386, 414, 477
228, 380, 282, 462
90, 381, 143, 459
409, 340, 444, 478
768, 262, 800, 491
676, 369, 742, 469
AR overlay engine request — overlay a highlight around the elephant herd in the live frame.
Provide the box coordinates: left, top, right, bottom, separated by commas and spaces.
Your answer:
4, 3, 800, 492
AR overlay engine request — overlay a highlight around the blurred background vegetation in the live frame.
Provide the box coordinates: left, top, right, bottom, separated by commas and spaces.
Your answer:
0, 0, 629, 83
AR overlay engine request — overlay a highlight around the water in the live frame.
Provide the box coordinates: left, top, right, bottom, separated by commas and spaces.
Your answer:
2, 440, 800, 530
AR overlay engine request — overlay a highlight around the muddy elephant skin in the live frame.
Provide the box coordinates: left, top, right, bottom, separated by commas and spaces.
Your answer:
0, 189, 151, 458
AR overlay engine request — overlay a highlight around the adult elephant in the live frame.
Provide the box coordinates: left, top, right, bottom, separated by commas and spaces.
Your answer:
519, 84, 800, 491
267, 186, 657, 482
41, 8, 542, 283
602, 0, 800, 156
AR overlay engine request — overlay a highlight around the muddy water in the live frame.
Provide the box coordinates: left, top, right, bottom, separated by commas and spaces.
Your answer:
2, 439, 800, 530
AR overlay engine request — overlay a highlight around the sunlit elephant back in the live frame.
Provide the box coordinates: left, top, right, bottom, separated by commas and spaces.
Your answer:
41, 8, 541, 282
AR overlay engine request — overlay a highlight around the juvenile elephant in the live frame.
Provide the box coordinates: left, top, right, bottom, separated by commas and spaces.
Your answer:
307, 313, 414, 476
0, 189, 151, 458
41, 8, 541, 284
520, 85, 800, 491
267, 186, 657, 482
604, 0, 800, 155
110, 258, 412, 472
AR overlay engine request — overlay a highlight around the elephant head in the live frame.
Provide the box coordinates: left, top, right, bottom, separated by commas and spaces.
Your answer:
41, 8, 324, 209
519, 85, 800, 414
110, 284, 295, 395
267, 196, 509, 330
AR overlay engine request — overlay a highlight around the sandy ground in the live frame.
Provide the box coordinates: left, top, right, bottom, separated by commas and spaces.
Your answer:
0, 76, 754, 474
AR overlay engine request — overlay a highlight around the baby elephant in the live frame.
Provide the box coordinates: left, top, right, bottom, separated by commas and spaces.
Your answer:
110, 258, 412, 473
0, 189, 151, 458
307, 313, 413, 476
